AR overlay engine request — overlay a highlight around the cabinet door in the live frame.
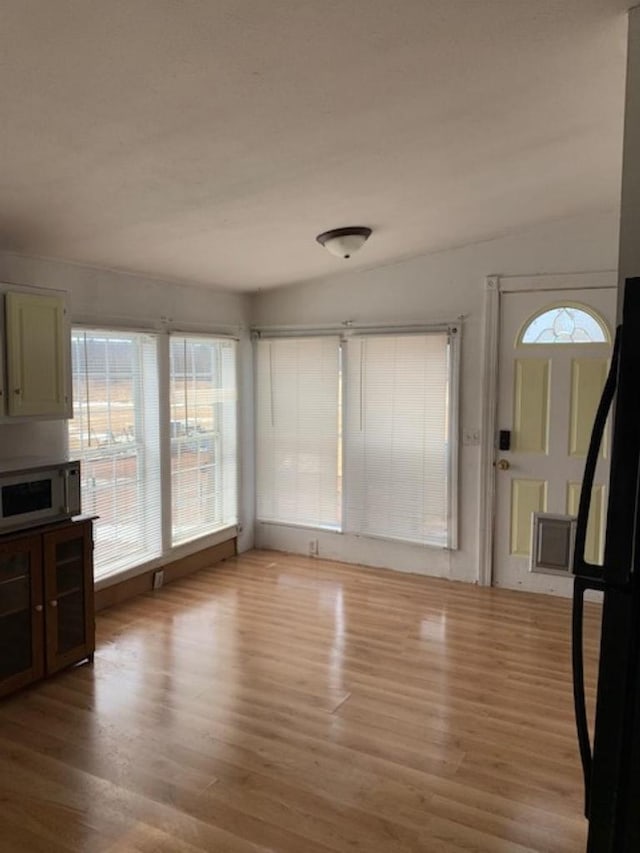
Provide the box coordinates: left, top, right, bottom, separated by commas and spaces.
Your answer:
43, 522, 95, 675
5, 291, 70, 417
0, 534, 44, 698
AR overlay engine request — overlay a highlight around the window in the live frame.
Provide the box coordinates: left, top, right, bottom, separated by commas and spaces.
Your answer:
519, 305, 609, 345
345, 333, 454, 547
170, 336, 238, 545
256, 337, 341, 529
69, 330, 161, 580
255, 329, 458, 548
69, 328, 239, 582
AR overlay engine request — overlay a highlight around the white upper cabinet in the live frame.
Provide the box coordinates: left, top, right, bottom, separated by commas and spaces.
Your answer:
4, 291, 71, 418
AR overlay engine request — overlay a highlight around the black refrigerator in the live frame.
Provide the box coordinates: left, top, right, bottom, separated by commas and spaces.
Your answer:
572, 277, 640, 851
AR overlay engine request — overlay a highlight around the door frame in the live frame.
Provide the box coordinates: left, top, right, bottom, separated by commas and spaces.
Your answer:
478, 271, 617, 586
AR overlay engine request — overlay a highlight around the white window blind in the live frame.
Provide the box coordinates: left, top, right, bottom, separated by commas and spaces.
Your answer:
69, 330, 162, 580
345, 332, 453, 547
170, 336, 238, 546
256, 336, 341, 529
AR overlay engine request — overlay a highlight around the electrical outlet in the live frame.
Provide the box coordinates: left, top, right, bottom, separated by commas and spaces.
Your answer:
152, 570, 164, 590
308, 539, 319, 557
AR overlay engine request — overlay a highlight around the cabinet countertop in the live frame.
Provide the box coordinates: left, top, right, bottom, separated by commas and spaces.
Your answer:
0, 515, 97, 544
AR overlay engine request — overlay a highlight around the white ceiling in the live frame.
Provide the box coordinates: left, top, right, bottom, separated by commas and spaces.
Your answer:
0, 1, 630, 291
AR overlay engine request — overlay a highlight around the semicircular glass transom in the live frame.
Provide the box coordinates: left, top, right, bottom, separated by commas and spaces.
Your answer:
519, 305, 609, 345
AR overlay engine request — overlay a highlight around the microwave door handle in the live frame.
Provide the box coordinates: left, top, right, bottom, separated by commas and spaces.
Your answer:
62, 468, 70, 515
573, 325, 621, 580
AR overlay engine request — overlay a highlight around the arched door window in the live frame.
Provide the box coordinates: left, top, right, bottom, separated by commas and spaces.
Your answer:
517, 303, 610, 345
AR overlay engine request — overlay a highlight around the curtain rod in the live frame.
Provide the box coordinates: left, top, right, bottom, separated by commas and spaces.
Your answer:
72, 314, 243, 339
252, 317, 465, 339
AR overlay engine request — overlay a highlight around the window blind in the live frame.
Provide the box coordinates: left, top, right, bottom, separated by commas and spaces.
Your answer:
69, 330, 162, 580
256, 337, 341, 529
344, 332, 452, 546
169, 336, 238, 546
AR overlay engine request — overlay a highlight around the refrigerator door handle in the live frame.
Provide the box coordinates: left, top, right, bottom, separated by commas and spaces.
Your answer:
572, 574, 606, 817
573, 326, 621, 581
571, 326, 621, 820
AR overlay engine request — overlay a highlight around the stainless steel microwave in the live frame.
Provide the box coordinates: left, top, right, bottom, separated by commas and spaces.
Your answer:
0, 460, 81, 534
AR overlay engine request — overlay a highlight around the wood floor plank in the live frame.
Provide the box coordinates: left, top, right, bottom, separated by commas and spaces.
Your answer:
0, 549, 599, 852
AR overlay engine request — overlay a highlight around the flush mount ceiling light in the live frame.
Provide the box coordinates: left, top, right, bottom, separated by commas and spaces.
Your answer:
316, 226, 372, 259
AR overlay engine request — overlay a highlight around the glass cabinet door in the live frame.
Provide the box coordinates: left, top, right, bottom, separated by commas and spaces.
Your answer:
0, 535, 44, 697
44, 522, 94, 675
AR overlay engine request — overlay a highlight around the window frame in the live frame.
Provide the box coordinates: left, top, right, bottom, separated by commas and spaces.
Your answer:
254, 334, 342, 531
516, 301, 611, 346
168, 332, 239, 548
254, 323, 460, 550
69, 328, 163, 580
343, 326, 459, 550
69, 324, 240, 585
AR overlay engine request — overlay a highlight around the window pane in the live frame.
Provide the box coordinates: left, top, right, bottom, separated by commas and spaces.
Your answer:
520, 306, 608, 344
345, 333, 451, 547
256, 337, 341, 529
170, 337, 237, 546
69, 331, 161, 580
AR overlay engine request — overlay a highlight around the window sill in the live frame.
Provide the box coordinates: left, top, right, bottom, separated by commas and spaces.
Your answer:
94, 524, 238, 591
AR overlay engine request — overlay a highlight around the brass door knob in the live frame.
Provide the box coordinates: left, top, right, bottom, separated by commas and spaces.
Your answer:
496, 458, 511, 471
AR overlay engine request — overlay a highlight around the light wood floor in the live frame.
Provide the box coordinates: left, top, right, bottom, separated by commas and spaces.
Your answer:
0, 550, 602, 853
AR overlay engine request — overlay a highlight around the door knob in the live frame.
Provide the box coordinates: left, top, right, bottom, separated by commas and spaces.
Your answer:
49, 600, 58, 608
496, 458, 511, 471
34, 604, 43, 612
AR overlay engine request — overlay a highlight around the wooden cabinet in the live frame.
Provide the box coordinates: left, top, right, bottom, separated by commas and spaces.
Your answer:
0, 519, 94, 698
2, 291, 71, 418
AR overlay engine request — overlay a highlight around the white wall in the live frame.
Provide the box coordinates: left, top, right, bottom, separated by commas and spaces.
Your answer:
0, 252, 255, 554
252, 211, 620, 582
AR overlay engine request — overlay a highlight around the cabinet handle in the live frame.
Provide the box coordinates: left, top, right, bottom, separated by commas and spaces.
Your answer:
34, 604, 43, 612
49, 600, 58, 608
13, 388, 21, 395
